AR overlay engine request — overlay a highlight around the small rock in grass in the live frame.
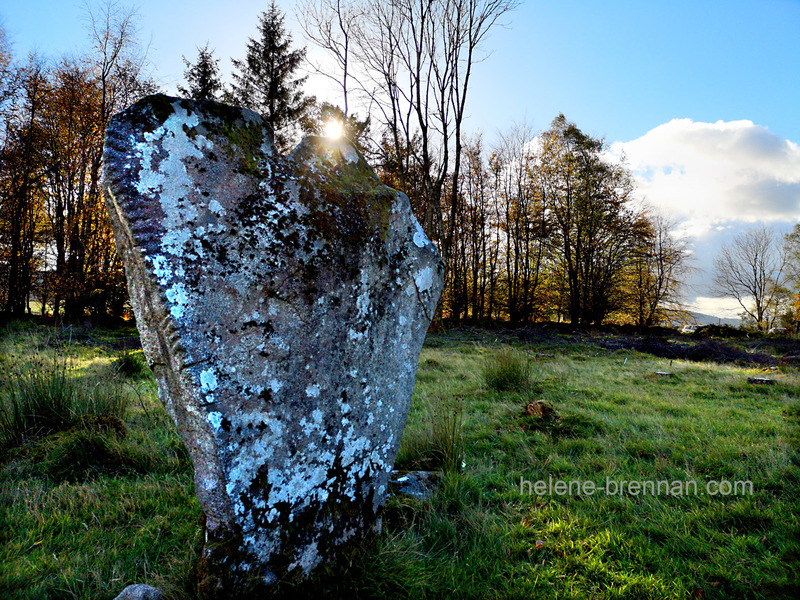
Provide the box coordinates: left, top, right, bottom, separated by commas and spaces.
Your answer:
389, 470, 441, 500
114, 584, 164, 600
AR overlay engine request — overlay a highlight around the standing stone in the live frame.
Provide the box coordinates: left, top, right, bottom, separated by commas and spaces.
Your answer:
102, 94, 443, 596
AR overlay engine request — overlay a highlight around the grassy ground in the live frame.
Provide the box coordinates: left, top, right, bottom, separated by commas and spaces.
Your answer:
0, 323, 798, 599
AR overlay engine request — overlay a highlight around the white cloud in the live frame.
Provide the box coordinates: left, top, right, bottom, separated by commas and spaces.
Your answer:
611, 119, 800, 236
688, 296, 744, 320
607, 120, 800, 318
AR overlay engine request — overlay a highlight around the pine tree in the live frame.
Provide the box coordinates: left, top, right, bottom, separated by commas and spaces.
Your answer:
178, 43, 223, 101
231, 1, 314, 151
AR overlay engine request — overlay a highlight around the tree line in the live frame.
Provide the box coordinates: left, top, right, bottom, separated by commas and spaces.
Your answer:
2, 0, 696, 326
0, 5, 154, 320
444, 119, 688, 326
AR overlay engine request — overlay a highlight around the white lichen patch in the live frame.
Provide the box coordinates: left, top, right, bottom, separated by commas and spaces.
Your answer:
134, 102, 222, 323
200, 368, 219, 392
289, 541, 322, 574
209, 198, 225, 215
165, 229, 196, 262
135, 103, 210, 232
355, 290, 370, 316
414, 266, 435, 293
412, 220, 428, 248
341, 143, 359, 164
165, 282, 190, 318
208, 411, 224, 430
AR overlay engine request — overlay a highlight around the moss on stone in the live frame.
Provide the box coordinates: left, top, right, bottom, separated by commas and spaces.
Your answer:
118, 93, 182, 134
184, 99, 270, 177
220, 121, 265, 176
145, 94, 179, 127
292, 136, 397, 246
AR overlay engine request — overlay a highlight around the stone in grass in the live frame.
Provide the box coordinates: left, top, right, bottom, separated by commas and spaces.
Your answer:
102, 94, 444, 597
113, 584, 164, 600
389, 470, 441, 500
747, 377, 775, 385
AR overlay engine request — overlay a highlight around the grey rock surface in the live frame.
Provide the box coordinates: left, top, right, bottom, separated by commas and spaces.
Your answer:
113, 584, 164, 600
389, 470, 441, 500
102, 95, 443, 595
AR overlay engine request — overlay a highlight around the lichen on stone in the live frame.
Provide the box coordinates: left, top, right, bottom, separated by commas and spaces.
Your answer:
102, 93, 444, 596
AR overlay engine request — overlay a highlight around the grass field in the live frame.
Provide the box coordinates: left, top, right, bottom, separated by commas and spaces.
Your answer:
1, 322, 798, 599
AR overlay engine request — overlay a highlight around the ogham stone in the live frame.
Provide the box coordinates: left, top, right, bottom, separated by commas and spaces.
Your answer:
102, 94, 443, 596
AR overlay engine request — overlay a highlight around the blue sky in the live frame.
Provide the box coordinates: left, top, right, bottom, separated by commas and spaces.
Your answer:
473, 0, 800, 144
3, 0, 800, 318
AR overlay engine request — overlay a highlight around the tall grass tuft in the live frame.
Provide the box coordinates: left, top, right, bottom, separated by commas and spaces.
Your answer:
395, 395, 465, 473
483, 346, 531, 392
430, 395, 464, 473
0, 350, 128, 448
112, 349, 151, 379
786, 400, 800, 466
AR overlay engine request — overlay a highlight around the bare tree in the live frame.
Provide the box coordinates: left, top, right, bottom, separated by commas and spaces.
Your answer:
492, 123, 547, 322
301, 0, 519, 268
625, 211, 691, 326
712, 225, 787, 330
450, 133, 495, 319
0, 24, 16, 114
84, 0, 154, 124
298, 0, 361, 116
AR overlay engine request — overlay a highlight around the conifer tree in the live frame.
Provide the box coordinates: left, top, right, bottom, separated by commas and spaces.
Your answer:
178, 43, 223, 101
231, 1, 314, 151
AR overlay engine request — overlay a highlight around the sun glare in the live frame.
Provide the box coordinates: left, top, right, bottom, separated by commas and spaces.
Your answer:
323, 119, 344, 139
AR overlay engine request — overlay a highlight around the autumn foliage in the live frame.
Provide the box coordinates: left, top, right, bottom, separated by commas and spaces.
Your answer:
1, 8, 689, 326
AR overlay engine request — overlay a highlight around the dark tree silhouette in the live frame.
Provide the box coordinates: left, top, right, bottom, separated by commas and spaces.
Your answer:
178, 43, 223, 101
231, 1, 315, 151
539, 115, 639, 326
299, 101, 370, 151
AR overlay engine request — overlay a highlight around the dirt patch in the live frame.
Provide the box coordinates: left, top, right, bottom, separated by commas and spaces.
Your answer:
524, 401, 555, 418
598, 336, 776, 366
431, 322, 795, 367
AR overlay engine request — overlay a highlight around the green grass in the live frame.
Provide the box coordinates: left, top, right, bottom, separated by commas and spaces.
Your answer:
0, 324, 199, 599
111, 350, 152, 380
482, 346, 532, 392
0, 341, 129, 449
1, 324, 798, 599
